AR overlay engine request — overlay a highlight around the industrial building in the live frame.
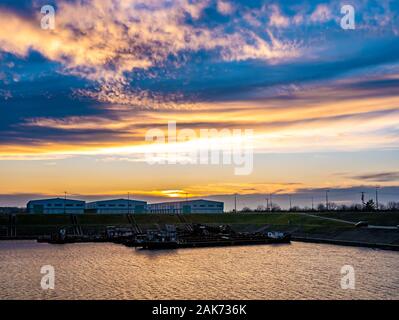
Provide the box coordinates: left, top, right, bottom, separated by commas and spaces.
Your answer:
26, 198, 224, 215
148, 199, 224, 214
86, 199, 147, 214
27, 198, 85, 214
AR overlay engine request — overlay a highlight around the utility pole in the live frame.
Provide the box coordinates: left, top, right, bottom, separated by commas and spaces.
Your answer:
375, 186, 380, 211
270, 193, 273, 212
289, 195, 292, 211
128, 192, 130, 215
325, 190, 329, 211
234, 194, 237, 213
311, 196, 314, 211
361, 191, 366, 210
266, 198, 269, 212
64, 191, 67, 214
185, 192, 189, 215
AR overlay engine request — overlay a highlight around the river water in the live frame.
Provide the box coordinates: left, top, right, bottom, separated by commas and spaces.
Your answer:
0, 241, 398, 300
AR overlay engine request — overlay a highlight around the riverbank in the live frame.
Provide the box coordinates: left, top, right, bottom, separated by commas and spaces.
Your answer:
1, 212, 398, 250
292, 236, 399, 251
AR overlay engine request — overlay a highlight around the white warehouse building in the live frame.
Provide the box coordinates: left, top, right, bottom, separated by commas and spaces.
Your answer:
148, 199, 224, 214
86, 199, 147, 214
27, 198, 86, 214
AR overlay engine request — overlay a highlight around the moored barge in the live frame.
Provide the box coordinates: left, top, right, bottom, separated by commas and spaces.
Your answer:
134, 225, 291, 250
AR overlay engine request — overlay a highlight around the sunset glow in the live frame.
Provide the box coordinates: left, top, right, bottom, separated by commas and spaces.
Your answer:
1, 0, 399, 209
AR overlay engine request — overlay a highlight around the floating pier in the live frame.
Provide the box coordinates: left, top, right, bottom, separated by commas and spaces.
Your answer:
37, 223, 291, 249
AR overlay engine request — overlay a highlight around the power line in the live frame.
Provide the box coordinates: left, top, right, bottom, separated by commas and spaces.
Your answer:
325, 190, 329, 210
376, 186, 380, 211
234, 193, 237, 213
64, 191, 67, 215
127, 192, 130, 215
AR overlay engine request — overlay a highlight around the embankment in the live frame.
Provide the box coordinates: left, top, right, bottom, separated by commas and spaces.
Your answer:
1, 212, 399, 250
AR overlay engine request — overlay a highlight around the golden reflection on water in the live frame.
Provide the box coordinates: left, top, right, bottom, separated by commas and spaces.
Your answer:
0, 241, 398, 300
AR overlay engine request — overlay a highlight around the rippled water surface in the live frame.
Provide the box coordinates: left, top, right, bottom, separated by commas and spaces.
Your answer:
0, 241, 398, 300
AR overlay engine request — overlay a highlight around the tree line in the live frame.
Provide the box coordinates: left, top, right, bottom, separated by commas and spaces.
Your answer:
236, 200, 399, 213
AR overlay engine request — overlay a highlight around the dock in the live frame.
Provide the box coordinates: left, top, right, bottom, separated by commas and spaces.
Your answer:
127, 224, 291, 250
292, 236, 399, 251
36, 223, 291, 249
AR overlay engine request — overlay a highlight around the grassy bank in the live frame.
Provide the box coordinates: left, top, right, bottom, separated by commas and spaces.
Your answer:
313, 212, 399, 226
0, 212, 349, 227
1, 212, 398, 247
0, 212, 347, 236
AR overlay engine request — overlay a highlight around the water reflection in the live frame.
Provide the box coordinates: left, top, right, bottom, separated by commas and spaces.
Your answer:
0, 241, 398, 300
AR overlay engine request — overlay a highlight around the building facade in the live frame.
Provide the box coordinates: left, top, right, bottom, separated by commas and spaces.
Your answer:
27, 198, 85, 214
26, 198, 224, 215
86, 199, 147, 214
148, 199, 224, 214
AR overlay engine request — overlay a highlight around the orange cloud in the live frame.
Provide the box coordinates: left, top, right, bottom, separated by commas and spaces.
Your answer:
0, 1, 300, 84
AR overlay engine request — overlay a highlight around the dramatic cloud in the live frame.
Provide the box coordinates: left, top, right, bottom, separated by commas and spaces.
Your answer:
310, 4, 333, 23
351, 172, 399, 183
268, 4, 290, 28
0, 0, 300, 82
217, 0, 235, 15
0, 1, 399, 203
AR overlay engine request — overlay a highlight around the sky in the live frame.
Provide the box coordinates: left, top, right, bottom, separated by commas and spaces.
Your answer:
0, 0, 399, 209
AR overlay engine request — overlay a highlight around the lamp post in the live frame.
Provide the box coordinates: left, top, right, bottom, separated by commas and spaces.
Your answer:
127, 192, 130, 215
234, 193, 237, 213
375, 186, 380, 211
270, 193, 273, 212
64, 191, 67, 214
325, 190, 329, 211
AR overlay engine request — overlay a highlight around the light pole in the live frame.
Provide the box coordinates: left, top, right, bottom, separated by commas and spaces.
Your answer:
234, 194, 237, 213
64, 191, 67, 214
270, 193, 273, 211
184, 192, 189, 215
127, 192, 130, 215
375, 186, 380, 211
325, 190, 329, 211
361, 192, 365, 208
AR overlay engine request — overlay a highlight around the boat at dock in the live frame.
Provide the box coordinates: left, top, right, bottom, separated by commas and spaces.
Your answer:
132, 224, 291, 250
37, 228, 108, 244
136, 235, 290, 250
36, 223, 291, 249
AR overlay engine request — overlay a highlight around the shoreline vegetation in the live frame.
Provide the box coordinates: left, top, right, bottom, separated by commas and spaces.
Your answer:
1, 212, 399, 251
